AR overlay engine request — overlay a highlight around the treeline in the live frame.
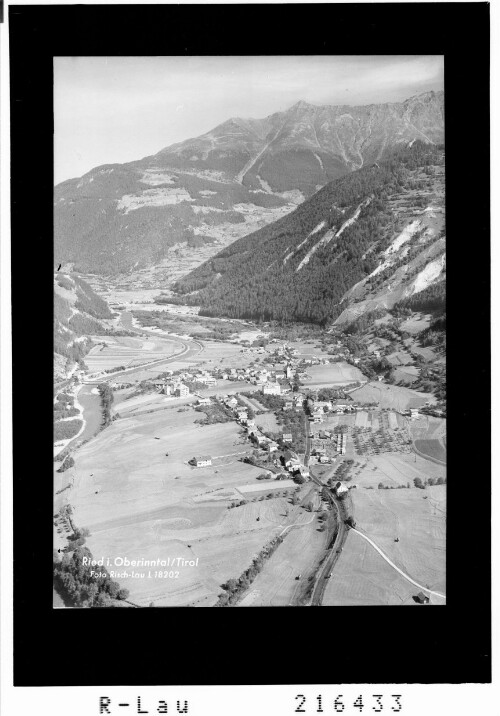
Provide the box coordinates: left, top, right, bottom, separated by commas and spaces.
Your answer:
98, 383, 114, 427
342, 307, 388, 335
215, 534, 285, 606
172, 142, 443, 325
53, 546, 129, 607
393, 280, 446, 315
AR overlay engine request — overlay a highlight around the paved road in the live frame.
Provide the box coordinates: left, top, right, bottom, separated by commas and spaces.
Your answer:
350, 527, 446, 600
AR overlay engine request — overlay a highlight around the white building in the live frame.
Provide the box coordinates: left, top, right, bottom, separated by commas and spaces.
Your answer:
193, 456, 212, 467
263, 383, 281, 396
175, 383, 189, 398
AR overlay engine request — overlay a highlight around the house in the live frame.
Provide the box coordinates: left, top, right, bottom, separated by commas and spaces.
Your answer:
283, 449, 299, 467
335, 482, 349, 496
286, 365, 293, 379
410, 408, 420, 419
197, 397, 211, 406
284, 401, 293, 410
263, 383, 281, 396
199, 375, 217, 387
313, 413, 323, 423
319, 455, 330, 464
193, 456, 212, 468
282, 433, 293, 443
275, 371, 285, 379
161, 383, 173, 396
227, 397, 238, 408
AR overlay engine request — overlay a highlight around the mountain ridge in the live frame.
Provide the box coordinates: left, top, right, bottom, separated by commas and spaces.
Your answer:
168, 141, 445, 325
54, 90, 444, 275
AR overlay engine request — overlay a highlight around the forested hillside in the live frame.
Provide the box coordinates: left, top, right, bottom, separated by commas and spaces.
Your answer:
54, 273, 114, 380
54, 91, 443, 274
170, 142, 445, 325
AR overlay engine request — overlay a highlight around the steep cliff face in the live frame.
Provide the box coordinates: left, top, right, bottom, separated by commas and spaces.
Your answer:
54, 91, 444, 275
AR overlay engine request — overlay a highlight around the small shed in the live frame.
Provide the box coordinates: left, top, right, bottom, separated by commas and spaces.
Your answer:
415, 591, 430, 604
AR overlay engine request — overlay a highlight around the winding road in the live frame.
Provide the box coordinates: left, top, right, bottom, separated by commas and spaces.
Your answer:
350, 527, 446, 600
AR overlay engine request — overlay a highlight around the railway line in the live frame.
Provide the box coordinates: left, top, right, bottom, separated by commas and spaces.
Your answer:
308, 473, 349, 606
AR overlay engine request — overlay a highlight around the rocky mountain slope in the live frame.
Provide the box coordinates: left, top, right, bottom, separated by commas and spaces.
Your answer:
169, 141, 445, 325
54, 91, 443, 275
54, 273, 114, 380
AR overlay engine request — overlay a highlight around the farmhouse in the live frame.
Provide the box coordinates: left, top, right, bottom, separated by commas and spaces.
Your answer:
193, 456, 212, 467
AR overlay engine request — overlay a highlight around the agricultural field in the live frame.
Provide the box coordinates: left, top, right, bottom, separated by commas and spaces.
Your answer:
238, 488, 325, 606
414, 440, 446, 463
303, 362, 365, 387
57, 405, 304, 606
323, 485, 446, 605
387, 350, 414, 366
411, 345, 438, 361
393, 366, 419, 385
399, 314, 432, 334
409, 415, 446, 463
349, 451, 446, 489
349, 381, 435, 410
351, 411, 413, 457
255, 411, 280, 434
85, 335, 180, 374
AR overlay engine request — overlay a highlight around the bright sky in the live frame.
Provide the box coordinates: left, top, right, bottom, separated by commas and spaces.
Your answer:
54, 55, 443, 184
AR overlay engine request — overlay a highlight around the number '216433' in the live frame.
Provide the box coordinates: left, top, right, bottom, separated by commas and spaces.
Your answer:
295, 694, 402, 713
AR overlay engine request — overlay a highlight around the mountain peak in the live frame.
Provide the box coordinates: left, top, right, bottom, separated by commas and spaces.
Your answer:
290, 100, 313, 110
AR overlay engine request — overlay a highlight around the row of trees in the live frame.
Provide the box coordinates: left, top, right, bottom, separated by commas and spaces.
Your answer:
98, 383, 114, 427
215, 534, 285, 606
